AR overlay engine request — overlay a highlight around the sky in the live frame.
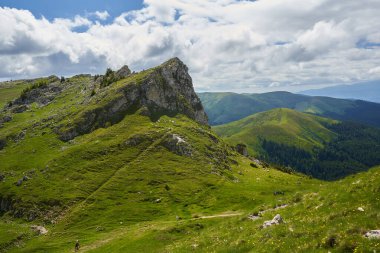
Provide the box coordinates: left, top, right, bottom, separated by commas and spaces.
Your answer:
0, 0, 380, 93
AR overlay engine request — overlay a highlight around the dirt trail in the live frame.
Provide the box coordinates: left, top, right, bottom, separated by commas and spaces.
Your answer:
194, 212, 243, 220
80, 211, 243, 252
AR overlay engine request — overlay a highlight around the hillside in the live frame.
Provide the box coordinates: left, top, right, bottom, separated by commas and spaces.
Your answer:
198, 91, 380, 127
300, 81, 380, 103
0, 59, 379, 252
214, 108, 337, 154
214, 108, 380, 180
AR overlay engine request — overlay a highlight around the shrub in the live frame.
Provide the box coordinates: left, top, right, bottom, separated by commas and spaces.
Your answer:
20, 79, 48, 99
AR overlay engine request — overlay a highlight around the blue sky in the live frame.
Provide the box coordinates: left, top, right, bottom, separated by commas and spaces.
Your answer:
0, 0, 143, 21
0, 0, 379, 93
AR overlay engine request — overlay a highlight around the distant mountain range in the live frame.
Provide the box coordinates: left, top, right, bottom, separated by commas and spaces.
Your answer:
198, 91, 380, 128
299, 81, 380, 103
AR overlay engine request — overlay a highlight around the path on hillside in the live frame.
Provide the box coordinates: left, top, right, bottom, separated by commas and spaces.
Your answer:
80, 203, 293, 252
60, 130, 171, 223
193, 212, 243, 220
80, 211, 243, 252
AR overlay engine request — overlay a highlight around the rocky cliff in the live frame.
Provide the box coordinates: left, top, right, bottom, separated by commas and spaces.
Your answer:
58, 57, 208, 140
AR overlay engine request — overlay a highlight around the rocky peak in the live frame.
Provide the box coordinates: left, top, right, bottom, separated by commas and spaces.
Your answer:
115, 65, 132, 79
140, 57, 208, 125
58, 58, 208, 141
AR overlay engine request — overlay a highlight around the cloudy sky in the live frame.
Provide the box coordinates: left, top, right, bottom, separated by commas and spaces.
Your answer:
1, 0, 380, 92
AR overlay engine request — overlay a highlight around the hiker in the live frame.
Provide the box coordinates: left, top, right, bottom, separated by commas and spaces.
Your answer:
75, 240, 80, 252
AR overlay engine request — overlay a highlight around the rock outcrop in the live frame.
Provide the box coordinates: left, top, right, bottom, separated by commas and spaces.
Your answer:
6, 76, 61, 110
58, 57, 208, 141
115, 65, 132, 79
236, 144, 248, 157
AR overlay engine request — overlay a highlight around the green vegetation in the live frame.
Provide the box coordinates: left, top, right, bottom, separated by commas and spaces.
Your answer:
0, 60, 379, 252
214, 108, 380, 180
100, 68, 119, 88
198, 91, 380, 127
0, 81, 29, 109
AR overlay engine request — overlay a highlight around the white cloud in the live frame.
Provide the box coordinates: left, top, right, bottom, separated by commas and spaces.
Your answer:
92, 11, 110, 21
0, 1, 380, 92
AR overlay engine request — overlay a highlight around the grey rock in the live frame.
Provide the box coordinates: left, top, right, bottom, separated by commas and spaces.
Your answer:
115, 65, 132, 79
236, 144, 248, 157
161, 133, 192, 156
365, 230, 380, 239
0, 197, 13, 212
0, 139, 5, 150
0, 115, 12, 123
31, 225, 48, 235
16, 179, 23, 186
12, 105, 29, 113
262, 214, 284, 228
0, 173, 4, 181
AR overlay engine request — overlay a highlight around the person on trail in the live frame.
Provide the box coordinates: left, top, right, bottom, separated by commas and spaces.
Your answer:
75, 240, 80, 252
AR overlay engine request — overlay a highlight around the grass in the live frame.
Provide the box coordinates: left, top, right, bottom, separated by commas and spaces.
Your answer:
0, 81, 30, 109
0, 63, 379, 252
213, 108, 337, 155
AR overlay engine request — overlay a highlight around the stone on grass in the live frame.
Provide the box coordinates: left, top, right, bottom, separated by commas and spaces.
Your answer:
31, 225, 48, 235
262, 214, 284, 228
365, 230, 380, 239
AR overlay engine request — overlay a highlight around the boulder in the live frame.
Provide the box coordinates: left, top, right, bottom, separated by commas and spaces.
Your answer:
365, 230, 380, 239
31, 225, 48, 235
16, 179, 23, 186
262, 214, 284, 228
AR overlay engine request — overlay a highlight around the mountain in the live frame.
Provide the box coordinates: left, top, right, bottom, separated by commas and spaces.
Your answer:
300, 81, 380, 103
214, 108, 337, 154
214, 108, 380, 180
198, 91, 380, 128
0, 59, 379, 252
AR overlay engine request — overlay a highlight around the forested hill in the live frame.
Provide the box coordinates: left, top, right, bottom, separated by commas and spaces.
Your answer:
214, 108, 380, 180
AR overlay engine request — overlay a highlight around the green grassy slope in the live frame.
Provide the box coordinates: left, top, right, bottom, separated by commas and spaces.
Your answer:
198, 91, 380, 127
213, 108, 337, 155
0, 60, 314, 252
0, 81, 30, 109
84, 166, 380, 253
0, 60, 379, 252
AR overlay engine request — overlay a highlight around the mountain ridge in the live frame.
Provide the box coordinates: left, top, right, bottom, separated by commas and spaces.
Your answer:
198, 91, 380, 127
300, 81, 380, 103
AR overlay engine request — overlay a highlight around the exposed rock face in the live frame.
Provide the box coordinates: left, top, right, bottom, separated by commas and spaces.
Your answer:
0, 196, 13, 213
236, 144, 248, 157
115, 65, 132, 79
58, 58, 208, 141
141, 58, 208, 125
161, 133, 192, 157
